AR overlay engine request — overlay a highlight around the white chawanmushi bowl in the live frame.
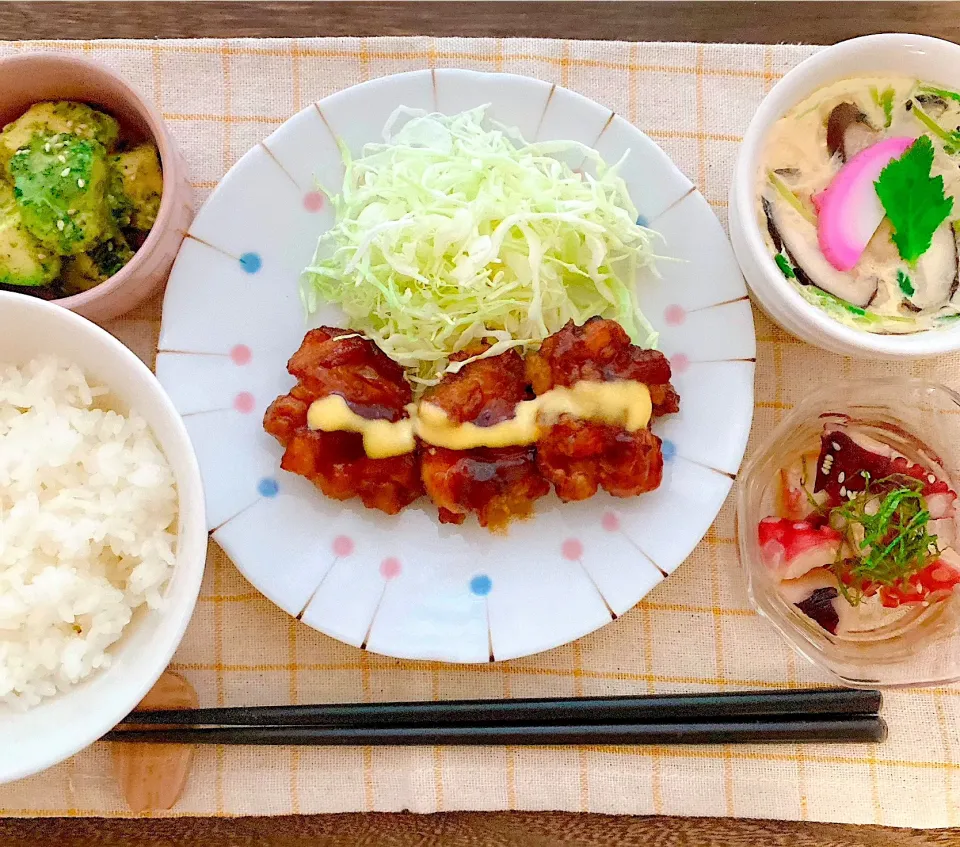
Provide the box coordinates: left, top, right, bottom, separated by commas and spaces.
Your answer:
729, 33, 960, 359
0, 292, 206, 784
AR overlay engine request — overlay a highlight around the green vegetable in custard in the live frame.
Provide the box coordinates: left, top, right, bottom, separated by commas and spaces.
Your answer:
917, 85, 960, 105
875, 135, 954, 265
774, 253, 795, 279
768, 170, 816, 225
0, 180, 61, 287
62, 232, 135, 294
107, 143, 162, 231
0, 101, 119, 166
796, 284, 916, 327
897, 269, 915, 296
827, 474, 940, 605
8, 133, 108, 256
910, 102, 960, 155
870, 86, 895, 129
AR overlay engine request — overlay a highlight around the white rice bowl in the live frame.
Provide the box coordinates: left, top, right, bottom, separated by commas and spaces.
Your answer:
0, 356, 177, 709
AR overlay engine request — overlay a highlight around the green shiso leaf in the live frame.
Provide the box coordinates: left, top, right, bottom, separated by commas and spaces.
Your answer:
875, 135, 954, 265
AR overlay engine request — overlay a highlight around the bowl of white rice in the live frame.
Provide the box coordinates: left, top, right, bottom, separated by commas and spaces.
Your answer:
0, 291, 205, 784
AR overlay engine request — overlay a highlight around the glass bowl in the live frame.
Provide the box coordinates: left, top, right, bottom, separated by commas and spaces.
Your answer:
737, 378, 960, 688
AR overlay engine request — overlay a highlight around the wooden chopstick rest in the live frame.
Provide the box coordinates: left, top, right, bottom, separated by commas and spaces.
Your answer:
111, 670, 198, 812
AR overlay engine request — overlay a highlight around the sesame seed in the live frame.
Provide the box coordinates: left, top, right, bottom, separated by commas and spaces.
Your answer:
840, 486, 847, 498
65, 121, 73, 129
837, 472, 845, 483
37, 253, 46, 260
929, 474, 937, 484
67, 208, 76, 216
77, 178, 85, 188
43, 143, 51, 153
831, 441, 841, 451
60, 168, 70, 177
56, 219, 64, 231
848, 490, 856, 500
107, 242, 114, 252
57, 154, 66, 163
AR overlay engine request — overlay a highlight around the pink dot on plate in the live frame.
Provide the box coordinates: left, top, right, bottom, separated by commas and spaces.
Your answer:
670, 353, 690, 374
230, 344, 252, 365
562, 539, 584, 561
303, 191, 325, 212
602, 512, 620, 532
332, 535, 354, 557
233, 391, 255, 413
380, 557, 402, 580
664, 304, 686, 326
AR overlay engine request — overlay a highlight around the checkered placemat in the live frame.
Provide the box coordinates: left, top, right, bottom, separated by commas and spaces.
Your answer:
1, 37, 958, 828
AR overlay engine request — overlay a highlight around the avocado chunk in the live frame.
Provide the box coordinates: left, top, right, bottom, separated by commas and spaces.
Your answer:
107, 143, 162, 231
0, 102, 119, 166
62, 232, 135, 294
0, 181, 61, 287
9, 134, 109, 256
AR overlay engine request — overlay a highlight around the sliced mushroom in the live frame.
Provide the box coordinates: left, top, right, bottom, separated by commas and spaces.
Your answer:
773, 167, 801, 180
826, 102, 879, 163
761, 197, 783, 252
916, 93, 948, 119
764, 188, 879, 307
903, 222, 958, 311
951, 224, 960, 306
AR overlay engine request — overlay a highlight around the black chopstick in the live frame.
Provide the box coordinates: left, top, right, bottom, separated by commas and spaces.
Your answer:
119, 688, 881, 728
104, 716, 888, 746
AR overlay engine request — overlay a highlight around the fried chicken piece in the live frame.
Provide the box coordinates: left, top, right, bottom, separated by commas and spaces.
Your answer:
535, 419, 665, 501
420, 348, 550, 530
527, 318, 678, 502
526, 317, 680, 418
263, 327, 423, 515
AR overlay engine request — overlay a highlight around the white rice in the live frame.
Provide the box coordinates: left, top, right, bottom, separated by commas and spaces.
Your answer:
0, 357, 177, 709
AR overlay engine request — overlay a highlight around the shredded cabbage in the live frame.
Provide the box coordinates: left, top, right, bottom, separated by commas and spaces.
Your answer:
301, 105, 662, 387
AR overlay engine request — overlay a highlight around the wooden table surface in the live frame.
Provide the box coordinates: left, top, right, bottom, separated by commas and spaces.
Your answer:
2, 2, 960, 844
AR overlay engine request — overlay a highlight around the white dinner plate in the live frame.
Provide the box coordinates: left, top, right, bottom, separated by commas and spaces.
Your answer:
157, 69, 755, 662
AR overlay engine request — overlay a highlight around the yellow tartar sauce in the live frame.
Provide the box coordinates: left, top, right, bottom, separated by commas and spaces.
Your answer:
306, 381, 653, 459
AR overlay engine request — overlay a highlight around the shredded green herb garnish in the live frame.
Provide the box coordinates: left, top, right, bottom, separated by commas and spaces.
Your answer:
827, 473, 941, 604
774, 253, 795, 279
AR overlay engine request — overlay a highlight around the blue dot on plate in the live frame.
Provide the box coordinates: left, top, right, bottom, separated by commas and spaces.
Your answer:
239, 252, 262, 274
257, 477, 279, 497
662, 439, 676, 462
470, 574, 492, 597
635, 214, 649, 227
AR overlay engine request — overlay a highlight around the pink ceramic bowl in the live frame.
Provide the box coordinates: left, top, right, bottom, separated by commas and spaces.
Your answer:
0, 53, 193, 322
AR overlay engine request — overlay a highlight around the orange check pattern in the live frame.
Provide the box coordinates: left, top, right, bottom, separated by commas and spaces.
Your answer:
1, 37, 958, 828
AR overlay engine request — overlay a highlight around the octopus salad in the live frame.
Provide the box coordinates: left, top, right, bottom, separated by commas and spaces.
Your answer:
757, 415, 960, 639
